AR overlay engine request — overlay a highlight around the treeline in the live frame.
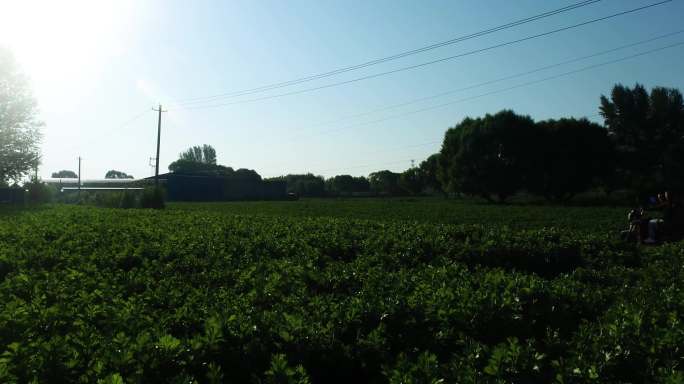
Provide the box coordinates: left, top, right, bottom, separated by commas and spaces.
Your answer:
168, 144, 262, 182
272, 83, 684, 201
437, 83, 683, 201
266, 167, 441, 198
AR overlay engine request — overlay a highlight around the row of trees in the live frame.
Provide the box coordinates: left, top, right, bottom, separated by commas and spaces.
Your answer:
168, 145, 262, 182
35, 83, 684, 202
435, 84, 684, 201
437, 111, 612, 202
266, 171, 437, 197
275, 84, 683, 202
50, 170, 134, 179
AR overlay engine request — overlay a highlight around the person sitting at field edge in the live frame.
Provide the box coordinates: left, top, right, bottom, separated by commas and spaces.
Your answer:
643, 191, 675, 244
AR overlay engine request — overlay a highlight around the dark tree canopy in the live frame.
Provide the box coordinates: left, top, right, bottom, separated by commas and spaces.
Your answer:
399, 167, 423, 195
105, 170, 134, 179
439, 110, 539, 202
530, 118, 614, 201
51, 170, 77, 179
600, 83, 684, 191
170, 144, 224, 175
169, 144, 261, 181
369, 170, 402, 195
0, 48, 42, 184
418, 154, 443, 194
168, 159, 231, 175
268, 174, 325, 197
325, 175, 370, 195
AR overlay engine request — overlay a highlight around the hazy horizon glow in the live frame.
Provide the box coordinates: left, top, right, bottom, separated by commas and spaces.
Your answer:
1, 0, 683, 180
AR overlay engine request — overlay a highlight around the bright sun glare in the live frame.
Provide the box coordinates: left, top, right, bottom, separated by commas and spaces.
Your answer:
0, 0, 136, 85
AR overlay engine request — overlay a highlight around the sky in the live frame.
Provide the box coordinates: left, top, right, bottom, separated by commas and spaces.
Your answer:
1, 0, 683, 180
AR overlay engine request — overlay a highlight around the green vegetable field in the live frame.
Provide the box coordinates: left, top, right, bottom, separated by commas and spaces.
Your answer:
0, 200, 682, 383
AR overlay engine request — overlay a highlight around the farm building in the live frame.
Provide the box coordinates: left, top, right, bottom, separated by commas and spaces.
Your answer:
148, 173, 288, 201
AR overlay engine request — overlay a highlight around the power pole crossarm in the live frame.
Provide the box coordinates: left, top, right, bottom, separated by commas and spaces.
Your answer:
152, 105, 167, 187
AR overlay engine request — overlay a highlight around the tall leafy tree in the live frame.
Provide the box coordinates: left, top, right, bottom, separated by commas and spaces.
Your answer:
169, 144, 224, 175
439, 110, 539, 202
369, 170, 402, 195
418, 154, 443, 194
399, 167, 423, 195
600, 83, 684, 191
0, 48, 42, 185
168, 144, 262, 181
530, 118, 614, 201
178, 144, 217, 164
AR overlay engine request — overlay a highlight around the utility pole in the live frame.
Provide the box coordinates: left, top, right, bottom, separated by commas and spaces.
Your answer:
77, 156, 82, 199
152, 104, 167, 187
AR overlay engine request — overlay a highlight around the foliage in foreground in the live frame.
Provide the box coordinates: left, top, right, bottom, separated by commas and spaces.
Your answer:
0, 205, 682, 383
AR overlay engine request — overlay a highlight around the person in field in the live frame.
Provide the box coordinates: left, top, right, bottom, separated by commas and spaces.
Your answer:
624, 206, 645, 242
643, 191, 678, 243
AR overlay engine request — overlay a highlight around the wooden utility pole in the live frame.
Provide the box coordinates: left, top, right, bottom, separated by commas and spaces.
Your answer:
152, 105, 167, 187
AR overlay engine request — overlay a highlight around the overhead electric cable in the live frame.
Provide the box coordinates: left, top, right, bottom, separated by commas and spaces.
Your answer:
172, 0, 603, 105
176, 0, 673, 111
290, 40, 684, 141
297, 29, 684, 131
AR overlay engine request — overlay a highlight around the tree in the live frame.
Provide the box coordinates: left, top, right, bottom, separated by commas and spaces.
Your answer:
232, 168, 262, 182
0, 47, 42, 184
169, 144, 227, 175
529, 118, 614, 201
105, 170, 134, 179
438, 110, 539, 202
399, 167, 423, 195
168, 144, 262, 181
168, 159, 231, 175
600, 83, 684, 191
418, 154, 443, 194
369, 170, 402, 195
51, 170, 77, 179
178, 144, 217, 164
268, 174, 325, 197
325, 175, 370, 195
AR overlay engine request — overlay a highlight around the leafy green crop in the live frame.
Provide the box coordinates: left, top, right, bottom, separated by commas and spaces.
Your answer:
0, 203, 681, 383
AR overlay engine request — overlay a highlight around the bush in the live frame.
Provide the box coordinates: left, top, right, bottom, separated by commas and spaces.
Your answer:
141, 187, 165, 209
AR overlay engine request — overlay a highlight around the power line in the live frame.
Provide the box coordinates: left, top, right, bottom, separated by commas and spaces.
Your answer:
171, 0, 602, 105
297, 29, 683, 131
175, 0, 673, 111
290, 40, 684, 141
118, 109, 151, 128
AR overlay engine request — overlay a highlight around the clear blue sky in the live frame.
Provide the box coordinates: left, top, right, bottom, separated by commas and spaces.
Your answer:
2, 0, 683, 179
